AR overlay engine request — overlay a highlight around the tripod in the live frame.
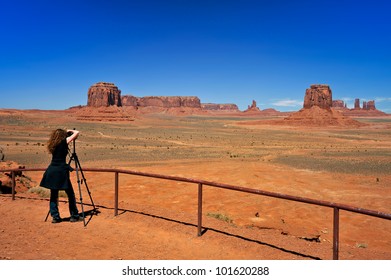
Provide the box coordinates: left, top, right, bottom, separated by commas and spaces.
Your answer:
45, 139, 98, 226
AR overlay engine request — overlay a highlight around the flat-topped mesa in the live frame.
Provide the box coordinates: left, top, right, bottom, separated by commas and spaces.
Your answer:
88, 82, 122, 107
201, 103, 239, 111
121, 95, 138, 107
303, 84, 332, 110
332, 100, 346, 108
135, 96, 201, 108
87, 82, 201, 109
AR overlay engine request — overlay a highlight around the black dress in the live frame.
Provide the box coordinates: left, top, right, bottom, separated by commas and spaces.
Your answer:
40, 139, 72, 190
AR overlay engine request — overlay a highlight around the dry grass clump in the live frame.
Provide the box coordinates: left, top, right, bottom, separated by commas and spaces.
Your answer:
27, 186, 67, 198
207, 212, 233, 224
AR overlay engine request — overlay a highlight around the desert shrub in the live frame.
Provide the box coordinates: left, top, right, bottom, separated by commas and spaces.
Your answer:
356, 243, 368, 249
207, 212, 233, 223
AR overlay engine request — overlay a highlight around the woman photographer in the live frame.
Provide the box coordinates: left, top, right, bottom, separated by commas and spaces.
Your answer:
40, 129, 82, 223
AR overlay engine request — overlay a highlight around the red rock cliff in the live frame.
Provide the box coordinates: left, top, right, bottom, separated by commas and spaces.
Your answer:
87, 82, 122, 107
135, 96, 201, 108
332, 100, 345, 108
303, 84, 332, 109
201, 103, 239, 111
121, 95, 138, 107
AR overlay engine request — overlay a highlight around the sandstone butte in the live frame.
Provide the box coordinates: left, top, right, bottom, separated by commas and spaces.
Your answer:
281, 84, 367, 127
87, 82, 122, 107
303, 84, 333, 110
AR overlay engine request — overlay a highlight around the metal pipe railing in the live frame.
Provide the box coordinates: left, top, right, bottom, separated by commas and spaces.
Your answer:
2, 167, 391, 260
114, 171, 119, 216
333, 207, 340, 260
198, 183, 203, 237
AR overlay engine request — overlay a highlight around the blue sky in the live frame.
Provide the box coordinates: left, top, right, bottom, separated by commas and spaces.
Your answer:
1, 0, 390, 112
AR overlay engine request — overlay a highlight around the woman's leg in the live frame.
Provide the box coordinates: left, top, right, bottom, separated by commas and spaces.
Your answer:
49, 189, 61, 220
65, 182, 79, 218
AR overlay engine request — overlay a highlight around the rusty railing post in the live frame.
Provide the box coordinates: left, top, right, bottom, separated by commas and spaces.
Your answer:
333, 207, 340, 260
11, 171, 16, 200
197, 183, 203, 236
114, 171, 119, 216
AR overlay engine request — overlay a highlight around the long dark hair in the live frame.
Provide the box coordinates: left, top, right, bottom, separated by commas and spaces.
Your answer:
47, 129, 67, 154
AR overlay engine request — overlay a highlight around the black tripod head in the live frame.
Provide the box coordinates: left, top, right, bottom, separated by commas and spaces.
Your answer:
67, 128, 77, 155
66, 130, 74, 137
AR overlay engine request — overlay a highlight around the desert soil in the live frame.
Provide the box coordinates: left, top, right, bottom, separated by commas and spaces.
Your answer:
0, 109, 390, 260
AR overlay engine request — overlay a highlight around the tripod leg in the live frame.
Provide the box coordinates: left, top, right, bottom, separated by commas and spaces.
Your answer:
68, 146, 97, 226
77, 166, 97, 212
45, 210, 50, 222
73, 153, 98, 216
74, 162, 86, 227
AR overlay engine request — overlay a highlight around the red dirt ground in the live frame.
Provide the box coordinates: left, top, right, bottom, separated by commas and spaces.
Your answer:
1, 109, 390, 260
1, 159, 390, 260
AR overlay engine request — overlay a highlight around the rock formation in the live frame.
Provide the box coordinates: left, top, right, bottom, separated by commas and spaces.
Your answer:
282, 84, 364, 127
243, 100, 262, 114
87, 82, 201, 110
0, 146, 4, 161
136, 96, 201, 108
341, 99, 385, 116
352, 98, 377, 110
180, 97, 201, 108
303, 85, 332, 109
331, 98, 385, 117
332, 100, 345, 108
366, 100, 376, 110
72, 106, 136, 122
354, 98, 361, 110
247, 100, 259, 110
83, 82, 385, 120
363, 100, 376, 110
0, 161, 30, 193
121, 95, 138, 107
87, 82, 122, 107
201, 103, 239, 111
283, 106, 364, 127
